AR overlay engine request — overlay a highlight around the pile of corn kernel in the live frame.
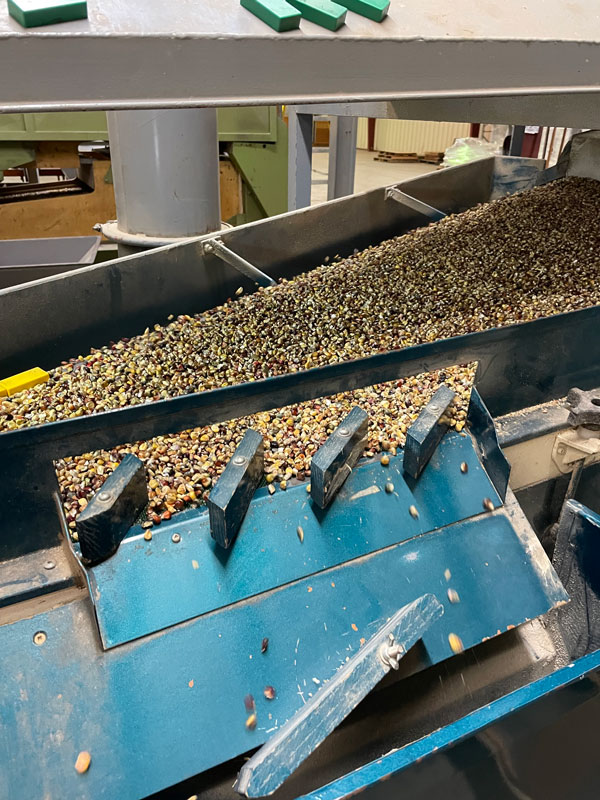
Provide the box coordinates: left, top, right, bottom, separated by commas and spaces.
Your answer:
1, 177, 599, 531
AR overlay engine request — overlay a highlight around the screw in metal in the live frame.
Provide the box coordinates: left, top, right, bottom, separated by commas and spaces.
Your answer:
98, 491, 111, 502
338, 427, 350, 436
33, 631, 47, 646
233, 455, 247, 466
171, 533, 181, 543
43, 560, 56, 570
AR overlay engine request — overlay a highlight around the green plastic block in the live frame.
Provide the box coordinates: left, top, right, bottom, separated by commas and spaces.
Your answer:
240, 0, 301, 32
288, 0, 346, 30
7, 0, 87, 27
337, 0, 389, 22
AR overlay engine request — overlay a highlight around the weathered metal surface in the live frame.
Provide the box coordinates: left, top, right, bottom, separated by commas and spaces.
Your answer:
467, 388, 511, 500
0, 545, 76, 609
76, 454, 147, 564
495, 400, 569, 448
88, 431, 497, 648
566, 386, 600, 428
403, 385, 455, 480
0, 497, 566, 799
301, 647, 600, 800
207, 429, 264, 549
310, 406, 368, 508
235, 594, 444, 797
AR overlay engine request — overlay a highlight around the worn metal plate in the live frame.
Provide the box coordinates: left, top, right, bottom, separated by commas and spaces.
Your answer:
0, 495, 566, 800
301, 647, 600, 800
89, 432, 498, 649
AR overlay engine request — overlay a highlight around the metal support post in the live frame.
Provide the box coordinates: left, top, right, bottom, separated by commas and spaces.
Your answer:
509, 125, 526, 156
103, 109, 221, 254
287, 107, 313, 211
327, 115, 357, 200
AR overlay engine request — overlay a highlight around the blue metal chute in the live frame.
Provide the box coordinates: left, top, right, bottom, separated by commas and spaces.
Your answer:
0, 407, 569, 799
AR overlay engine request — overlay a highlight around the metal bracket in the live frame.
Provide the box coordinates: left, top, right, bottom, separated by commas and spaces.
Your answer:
76, 453, 148, 564
234, 593, 443, 797
310, 406, 368, 508
403, 385, 455, 480
202, 238, 276, 287
565, 387, 600, 428
552, 428, 600, 474
207, 429, 264, 549
384, 186, 446, 222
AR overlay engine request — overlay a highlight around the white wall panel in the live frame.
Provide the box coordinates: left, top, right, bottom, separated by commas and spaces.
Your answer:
374, 119, 470, 154
357, 117, 369, 149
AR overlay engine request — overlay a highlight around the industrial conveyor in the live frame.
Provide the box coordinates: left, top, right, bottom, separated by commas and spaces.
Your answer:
2, 136, 600, 799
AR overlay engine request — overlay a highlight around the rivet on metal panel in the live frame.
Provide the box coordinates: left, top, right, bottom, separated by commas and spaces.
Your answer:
207, 429, 264, 549
33, 631, 47, 645
171, 533, 181, 543
403, 385, 456, 481
310, 407, 368, 508
43, 560, 56, 570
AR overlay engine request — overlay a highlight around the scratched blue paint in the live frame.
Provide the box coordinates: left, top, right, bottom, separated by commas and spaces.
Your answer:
301, 649, 600, 799
89, 432, 500, 648
0, 510, 566, 800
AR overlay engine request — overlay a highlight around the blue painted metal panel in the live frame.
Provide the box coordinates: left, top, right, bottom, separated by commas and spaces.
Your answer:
0, 509, 566, 800
301, 649, 600, 800
89, 432, 500, 648
237, 594, 444, 797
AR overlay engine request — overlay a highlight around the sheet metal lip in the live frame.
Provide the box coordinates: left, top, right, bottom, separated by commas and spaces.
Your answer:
496, 402, 570, 447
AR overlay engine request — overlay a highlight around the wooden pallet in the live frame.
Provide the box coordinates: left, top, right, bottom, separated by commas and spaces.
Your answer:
419, 151, 444, 164
374, 151, 419, 163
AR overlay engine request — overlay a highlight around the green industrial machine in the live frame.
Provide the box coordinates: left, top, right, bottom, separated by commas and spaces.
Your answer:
0, 107, 288, 225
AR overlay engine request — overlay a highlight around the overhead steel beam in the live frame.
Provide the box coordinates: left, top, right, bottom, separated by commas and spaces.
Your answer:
3, 0, 600, 118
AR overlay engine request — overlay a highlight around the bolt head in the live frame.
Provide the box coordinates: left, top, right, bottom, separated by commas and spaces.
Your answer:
33, 631, 47, 646
98, 491, 111, 502
338, 427, 350, 436
43, 560, 56, 570
171, 533, 181, 543
233, 455, 247, 466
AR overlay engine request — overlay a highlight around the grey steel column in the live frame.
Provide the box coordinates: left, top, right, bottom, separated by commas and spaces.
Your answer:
287, 107, 313, 211
104, 109, 220, 253
509, 125, 526, 156
327, 115, 357, 201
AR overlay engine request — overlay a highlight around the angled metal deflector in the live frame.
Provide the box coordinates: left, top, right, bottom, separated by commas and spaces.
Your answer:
202, 238, 276, 287
235, 594, 444, 797
385, 185, 446, 222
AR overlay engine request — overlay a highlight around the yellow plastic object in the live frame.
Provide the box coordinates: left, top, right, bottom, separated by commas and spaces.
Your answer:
0, 367, 49, 397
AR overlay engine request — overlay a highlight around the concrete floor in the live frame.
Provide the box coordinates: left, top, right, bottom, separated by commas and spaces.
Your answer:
311, 148, 436, 205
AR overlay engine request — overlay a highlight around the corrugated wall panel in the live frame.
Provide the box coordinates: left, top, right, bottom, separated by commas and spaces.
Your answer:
357, 117, 368, 150
374, 119, 470, 154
